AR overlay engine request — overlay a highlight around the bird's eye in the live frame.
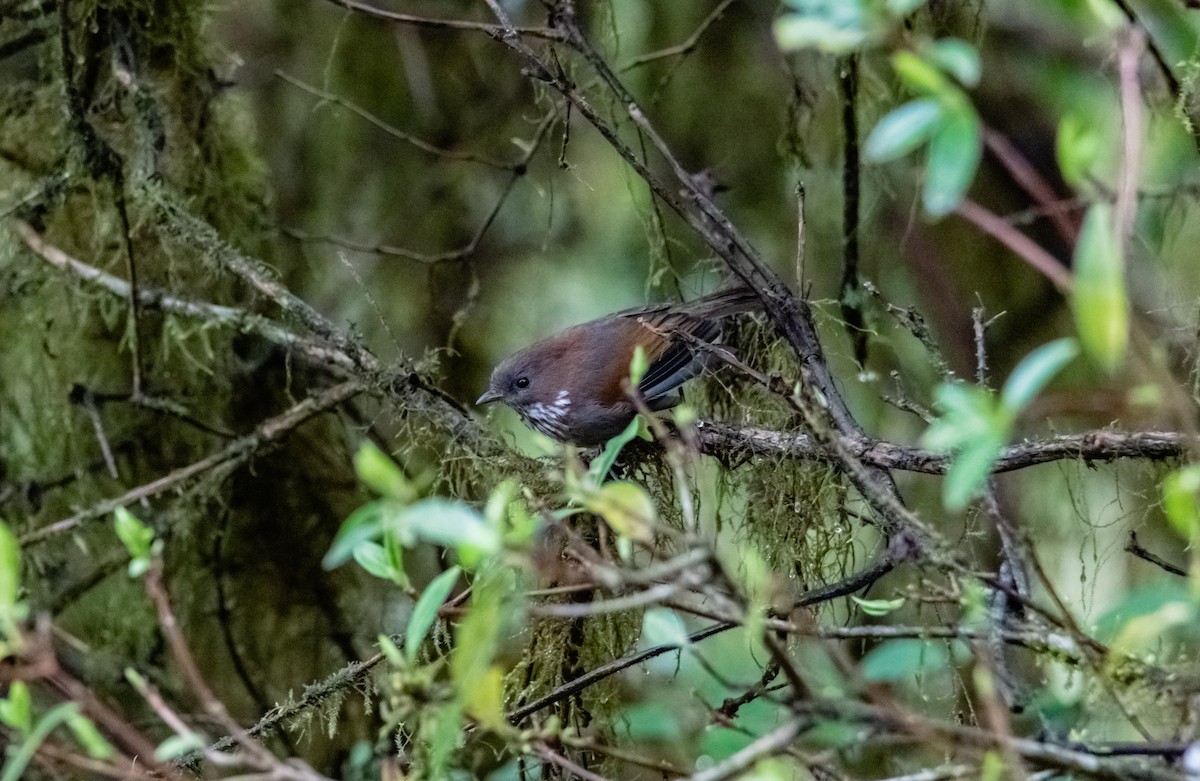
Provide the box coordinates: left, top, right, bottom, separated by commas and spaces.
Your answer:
515, 376, 530, 389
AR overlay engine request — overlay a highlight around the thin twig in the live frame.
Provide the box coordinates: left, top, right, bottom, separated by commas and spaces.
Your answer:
1124, 531, 1187, 577
276, 70, 513, 169
323, 0, 565, 40
21, 380, 365, 544
984, 129, 1079, 244
535, 744, 615, 781
954, 199, 1073, 291
1115, 27, 1146, 256
684, 717, 805, 781
621, 0, 736, 70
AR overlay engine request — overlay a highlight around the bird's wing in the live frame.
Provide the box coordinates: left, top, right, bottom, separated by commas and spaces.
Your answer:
635, 315, 721, 403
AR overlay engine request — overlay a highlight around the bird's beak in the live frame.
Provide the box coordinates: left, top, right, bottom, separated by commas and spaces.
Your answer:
476, 389, 503, 405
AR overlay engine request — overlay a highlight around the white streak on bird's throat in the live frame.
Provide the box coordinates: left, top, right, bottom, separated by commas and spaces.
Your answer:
524, 389, 571, 440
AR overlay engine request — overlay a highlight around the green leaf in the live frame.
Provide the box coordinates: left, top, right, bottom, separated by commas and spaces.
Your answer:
1, 703, 80, 781
328, 499, 499, 572
587, 418, 641, 486
113, 506, 154, 560
861, 639, 949, 682
774, 0, 870, 54
980, 751, 1005, 781
923, 383, 1005, 509
1094, 583, 1191, 640
1163, 466, 1200, 543
484, 479, 517, 530
852, 596, 906, 616
382, 531, 411, 590
464, 666, 506, 730
65, 712, 114, 759
586, 481, 657, 543
921, 383, 997, 452
1107, 598, 1195, 661
424, 700, 463, 777
403, 499, 500, 569
352, 542, 395, 581
886, 0, 926, 16
892, 50, 950, 95
324, 502, 387, 569
0, 681, 31, 734
629, 345, 649, 388
1057, 110, 1103, 187
641, 608, 690, 650
0, 520, 21, 616
923, 104, 981, 217
378, 634, 405, 667
922, 38, 981, 87
620, 701, 684, 742
451, 567, 515, 698
864, 99, 943, 162
999, 338, 1079, 415
154, 732, 207, 762
942, 434, 1004, 510
354, 441, 412, 501
406, 566, 460, 662
1072, 203, 1128, 374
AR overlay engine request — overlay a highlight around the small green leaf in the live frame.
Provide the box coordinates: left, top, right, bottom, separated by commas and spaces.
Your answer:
324, 502, 386, 569
586, 481, 657, 543
154, 732, 207, 762
1163, 466, 1200, 543
403, 499, 499, 569
1107, 598, 1195, 661
1094, 583, 1192, 641
65, 712, 115, 759
620, 701, 684, 742
922, 38, 980, 87
378, 634, 405, 666
886, 0, 926, 16
923, 104, 981, 216
464, 666, 507, 730
406, 566, 460, 662
852, 596, 906, 616
864, 99, 943, 162
999, 338, 1079, 415
352, 542, 395, 581
451, 567, 517, 700
642, 608, 690, 650
0, 520, 21, 615
980, 751, 1006, 781
354, 442, 412, 500
113, 507, 154, 560
629, 345, 649, 388
942, 434, 1004, 510
1057, 110, 1103, 187
1072, 203, 1128, 374
0, 681, 31, 734
921, 383, 997, 452
861, 639, 949, 682
1, 702, 80, 781
424, 701, 464, 777
484, 479, 517, 530
923, 383, 1006, 509
892, 50, 950, 95
587, 418, 641, 486
774, 0, 870, 54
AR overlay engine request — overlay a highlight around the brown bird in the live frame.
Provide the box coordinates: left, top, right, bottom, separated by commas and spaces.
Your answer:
476, 287, 760, 445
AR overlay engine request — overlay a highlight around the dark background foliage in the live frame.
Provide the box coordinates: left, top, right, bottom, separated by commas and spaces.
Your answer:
2, 0, 1200, 779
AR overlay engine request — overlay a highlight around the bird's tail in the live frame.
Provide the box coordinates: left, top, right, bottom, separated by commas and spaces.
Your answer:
675, 285, 763, 319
